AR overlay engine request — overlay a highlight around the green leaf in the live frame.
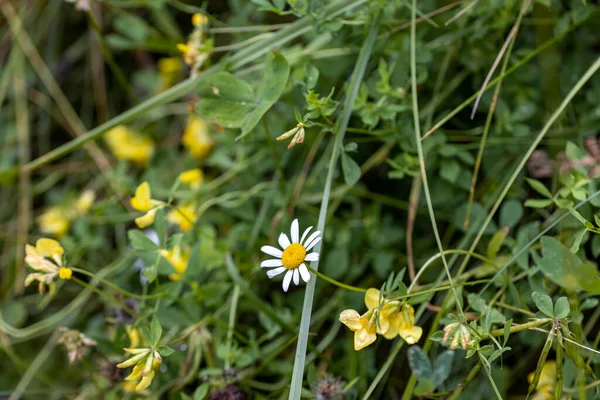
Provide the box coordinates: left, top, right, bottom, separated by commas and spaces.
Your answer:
196, 72, 256, 128
439, 159, 461, 184
532, 292, 554, 317
503, 319, 512, 346
414, 379, 435, 396
594, 214, 600, 227
499, 199, 523, 228
157, 345, 175, 357
524, 199, 553, 208
407, 346, 433, 381
534, 236, 600, 293
432, 350, 454, 388
239, 52, 290, 139
193, 383, 209, 400
554, 297, 570, 319
487, 228, 508, 260
128, 230, 160, 252
568, 207, 587, 225
526, 178, 553, 199
570, 229, 586, 253
341, 151, 361, 186
304, 63, 319, 89
429, 331, 445, 342
150, 316, 163, 347
196, 52, 289, 140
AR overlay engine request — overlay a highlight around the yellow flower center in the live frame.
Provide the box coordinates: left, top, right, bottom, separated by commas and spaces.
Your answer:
281, 243, 306, 270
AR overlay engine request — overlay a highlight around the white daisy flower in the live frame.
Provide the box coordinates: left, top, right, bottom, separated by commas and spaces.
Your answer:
260, 219, 321, 292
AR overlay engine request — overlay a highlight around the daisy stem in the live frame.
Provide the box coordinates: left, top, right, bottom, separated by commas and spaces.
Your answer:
69, 267, 168, 300
305, 266, 366, 293
288, 13, 381, 400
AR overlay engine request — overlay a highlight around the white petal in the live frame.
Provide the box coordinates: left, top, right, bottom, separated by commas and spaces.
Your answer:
305, 237, 322, 251
282, 270, 293, 292
303, 231, 321, 247
293, 269, 300, 285
261, 259, 283, 268
261, 245, 283, 258
299, 264, 311, 282
278, 233, 291, 249
300, 226, 313, 244
290, 219, 299, 243
266, 266, 287, 278
305, 252, 319, 262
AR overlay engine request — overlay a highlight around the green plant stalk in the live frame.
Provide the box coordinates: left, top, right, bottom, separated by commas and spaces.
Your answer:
409, 0, 463, 314
70, 267, 167, 300
224, 285, 241, 370
478, 352, 503, 400
288, 13, 381, 400
464, 9, 521, 228
447, 362, 482, 400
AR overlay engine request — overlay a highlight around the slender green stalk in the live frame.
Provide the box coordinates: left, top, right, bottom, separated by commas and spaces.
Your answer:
305, 266, 366, 293
409, 0, 463, 314
464, 8, 522, 228
70, 267, 167, 300
288, 13, 381, 400
224, 285, 241, 370
478, 353, 503, 400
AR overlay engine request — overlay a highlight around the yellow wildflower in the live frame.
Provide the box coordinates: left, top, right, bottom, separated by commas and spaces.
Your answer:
339, 309, 378, 351
158, 57, 181, 90
365, 288, 422, 344
528, 361, 556, 400
167, 202, 197, 232
130, 182, 163, 228
37, 190, 95, 238
182, 116, 215, 159
38, 207, 70, 238
126, 326, 142, 349
340, 288, 422, 350
117, 348, 162, 392
24, 238, 73, 293
192, 13, 208, 27
105, 125, 154, 166
179, 168, 204, 189
178, 14, 211, 73
160, 244, 190, 280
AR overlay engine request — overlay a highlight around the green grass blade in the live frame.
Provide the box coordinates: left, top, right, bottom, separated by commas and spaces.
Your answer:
287, 12, 381, 400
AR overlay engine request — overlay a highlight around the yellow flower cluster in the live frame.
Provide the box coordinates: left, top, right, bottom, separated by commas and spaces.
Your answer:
130, 182, 164, 228
105, 125, 154, 166
182, 116, 215, 159
38, 190, 95, 238
131, 173, 202, 231
339, 288, 422, 350
177, 13, 212, 76
24, 238, 73, 293
117, 348, 162, 392
160, 244, 190, 281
